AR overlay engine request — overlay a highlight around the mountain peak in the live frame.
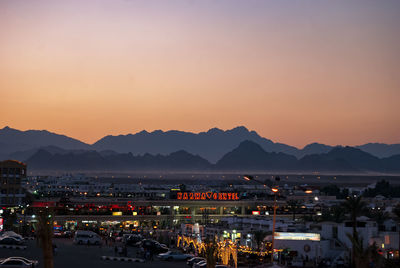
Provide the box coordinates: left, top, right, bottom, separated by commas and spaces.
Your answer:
206, 127, 223, 134
228, 126, 249, 133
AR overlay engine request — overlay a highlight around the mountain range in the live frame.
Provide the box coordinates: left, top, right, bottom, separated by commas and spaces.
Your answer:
1, 126, 400, 173
23, 140, 400, 173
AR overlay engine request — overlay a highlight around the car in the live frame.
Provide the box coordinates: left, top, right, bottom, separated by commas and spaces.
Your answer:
0, 232, 24, 243
73, 230, 101, 245
53, 230, 72, 238
0, 258, 34, 267
0, 258, 38, 268
187, 257, 206, 267
0, 237, 24, 245
125, 234, 142, 246
62, 231, 73, 238
140, 239, 169, 254
53, 231, 63, 238
157, 251, 194, 261
193, 260, 207, 268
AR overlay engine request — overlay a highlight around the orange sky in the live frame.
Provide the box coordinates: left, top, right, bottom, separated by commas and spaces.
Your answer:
1, 0, 399, 148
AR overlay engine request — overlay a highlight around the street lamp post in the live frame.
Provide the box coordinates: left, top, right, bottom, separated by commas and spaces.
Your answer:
271, 186, 278, 263
243, 175, 280, 263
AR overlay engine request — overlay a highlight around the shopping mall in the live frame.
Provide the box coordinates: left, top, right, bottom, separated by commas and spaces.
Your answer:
27, 192, 292, 231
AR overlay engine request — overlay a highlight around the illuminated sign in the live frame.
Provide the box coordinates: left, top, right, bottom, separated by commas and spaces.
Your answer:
112, 212, 122, 216
177, 192, 239, 201
252, 211, 260, 215
31, 201, 56, 208
0, 218, 3, 231
275, 232, 320, 241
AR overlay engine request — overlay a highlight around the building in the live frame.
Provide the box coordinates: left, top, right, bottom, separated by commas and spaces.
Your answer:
0, 160, 26, 206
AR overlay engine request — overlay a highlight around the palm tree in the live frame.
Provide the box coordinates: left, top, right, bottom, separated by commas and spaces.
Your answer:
287, 200, 302, 221
368, 210, 389, 229
204, 237, 219, 268
346, 233, 383, 268
330, 205, 346, 223
343, 196, 367, 268
34, 208, 54, 268
252, 230, 269, 251
393, 204, 400, 263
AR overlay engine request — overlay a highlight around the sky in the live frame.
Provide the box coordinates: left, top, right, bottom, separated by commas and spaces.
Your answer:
0, 0, 399, 148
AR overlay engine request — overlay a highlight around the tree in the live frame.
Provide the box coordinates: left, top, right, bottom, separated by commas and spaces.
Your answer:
346, 233, 383, 268
320, 205, 346, 223
367, 210, 389, 230
252, 230, 269, 251
287, 200, 302, 221
34, 208, 54, 268
393, 204, 400, 263
204, 237, 219, 268
343, 196, 367, 268
363, 180, 400, 198
331, 205, 346, 223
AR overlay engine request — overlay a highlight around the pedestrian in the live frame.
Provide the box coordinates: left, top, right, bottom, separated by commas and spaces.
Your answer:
114, 245, 118, 256
53, 244, 58, 256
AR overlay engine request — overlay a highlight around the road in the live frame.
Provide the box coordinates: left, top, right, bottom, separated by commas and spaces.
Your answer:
0, 239, 188, 268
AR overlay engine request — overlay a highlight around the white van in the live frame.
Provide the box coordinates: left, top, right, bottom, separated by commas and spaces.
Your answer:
73, 230, 102, 245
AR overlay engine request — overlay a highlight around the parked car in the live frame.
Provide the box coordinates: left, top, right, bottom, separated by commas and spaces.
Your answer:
62, 231, 73, 238
53, 230, 63, 238
0, 258, 34, 267
187, 257, 206, 267
193, 260, 207, 268
53, 230, 73, 238
125, 234, 142, 246
140, 239, 169, 254
73, 230, 101, 245
0, 258, 38, 268
0, 237, 24, 245
0, 232, 23, 243
157, 251, 193, 261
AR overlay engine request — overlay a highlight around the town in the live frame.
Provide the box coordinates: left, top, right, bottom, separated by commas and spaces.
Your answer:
0, 160, 399, 267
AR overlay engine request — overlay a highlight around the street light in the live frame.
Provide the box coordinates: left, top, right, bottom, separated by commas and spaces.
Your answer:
243, 175, 280, 263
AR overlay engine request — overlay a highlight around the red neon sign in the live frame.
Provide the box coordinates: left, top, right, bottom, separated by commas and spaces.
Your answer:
176, 192, 239, 201
31, 201, 56, 208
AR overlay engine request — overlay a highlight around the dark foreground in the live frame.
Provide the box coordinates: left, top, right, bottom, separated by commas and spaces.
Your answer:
0, 239, 187, 268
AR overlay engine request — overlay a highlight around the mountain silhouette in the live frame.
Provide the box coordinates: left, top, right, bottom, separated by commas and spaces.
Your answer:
23, 142, 400, 173
216, 140, 297, 170
0, 126, 89, 159
1, 126, 400, 163
356, 143, 400, 158
92, 126, 299, 162
297, 146, 380, 172
298, 143, 333, 158
26, 148, 212, 171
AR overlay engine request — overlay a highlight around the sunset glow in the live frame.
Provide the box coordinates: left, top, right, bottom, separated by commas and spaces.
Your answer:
1, 0, 399, 147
